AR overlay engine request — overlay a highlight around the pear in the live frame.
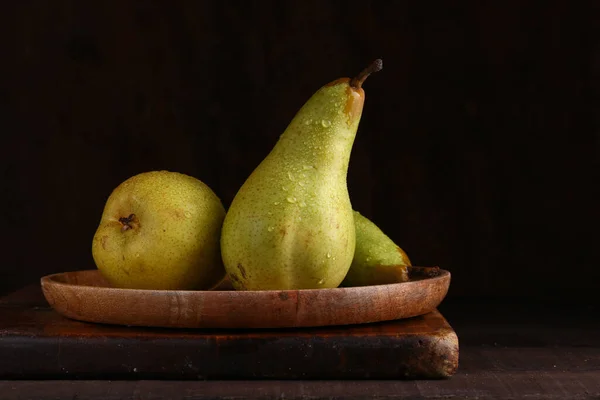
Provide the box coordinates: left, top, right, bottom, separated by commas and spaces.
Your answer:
92, 170, 226, 290
341, 211, 412, 287
221, 60, 383, 290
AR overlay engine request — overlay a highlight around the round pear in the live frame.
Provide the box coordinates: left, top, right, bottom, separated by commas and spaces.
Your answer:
92, 170, 226, 290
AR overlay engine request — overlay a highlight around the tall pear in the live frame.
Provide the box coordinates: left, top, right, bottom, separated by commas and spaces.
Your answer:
221, 60, 383, 290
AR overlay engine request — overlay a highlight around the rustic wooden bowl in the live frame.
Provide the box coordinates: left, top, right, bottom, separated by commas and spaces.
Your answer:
40, 268, 450, 329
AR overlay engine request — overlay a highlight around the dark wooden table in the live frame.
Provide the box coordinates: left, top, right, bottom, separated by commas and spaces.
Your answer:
1, 285, 599, 400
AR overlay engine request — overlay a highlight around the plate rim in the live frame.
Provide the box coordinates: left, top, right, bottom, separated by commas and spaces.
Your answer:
40, 268, 451, 329
40, 268, 451, 295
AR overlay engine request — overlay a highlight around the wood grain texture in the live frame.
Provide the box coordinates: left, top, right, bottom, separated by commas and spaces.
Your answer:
0, 289, 458, 380
2, 373, 600, 400
0, 1, 597, 300
40, 269, 450, 329
2, 285, 600, 397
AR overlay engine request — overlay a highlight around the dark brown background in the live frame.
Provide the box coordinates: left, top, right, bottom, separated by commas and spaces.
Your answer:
1, 1, 597, 300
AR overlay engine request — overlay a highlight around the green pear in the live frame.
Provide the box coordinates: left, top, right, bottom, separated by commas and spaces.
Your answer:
92, 170, 226, 290
221, 60, 383, 290
341, 211, 412, 287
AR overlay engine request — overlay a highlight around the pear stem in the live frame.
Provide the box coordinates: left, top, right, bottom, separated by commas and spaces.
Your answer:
119, 214, 137, 232
350, 59, 383, 89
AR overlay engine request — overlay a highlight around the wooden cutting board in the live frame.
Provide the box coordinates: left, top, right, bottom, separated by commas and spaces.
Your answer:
0, 286, 458, 380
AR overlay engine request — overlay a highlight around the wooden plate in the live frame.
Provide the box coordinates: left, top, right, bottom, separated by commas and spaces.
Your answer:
40, 268, 450, 329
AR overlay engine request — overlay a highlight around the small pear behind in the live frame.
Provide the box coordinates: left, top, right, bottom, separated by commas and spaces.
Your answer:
341, 211, 412, 287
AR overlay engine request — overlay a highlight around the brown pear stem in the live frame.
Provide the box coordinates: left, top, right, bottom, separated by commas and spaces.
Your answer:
349, 59, 383, 89
119, 214, 137, 232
